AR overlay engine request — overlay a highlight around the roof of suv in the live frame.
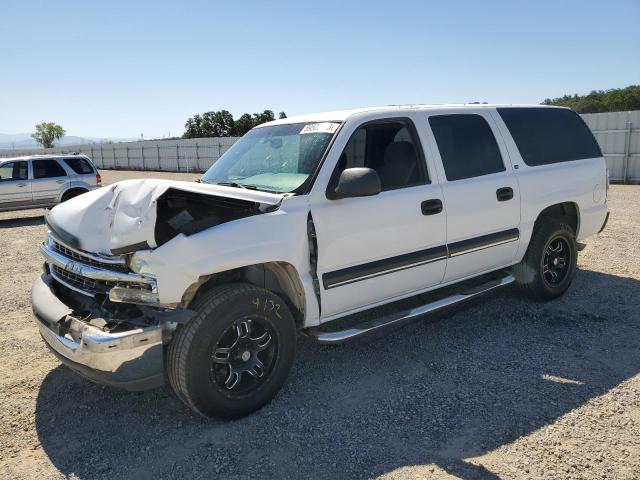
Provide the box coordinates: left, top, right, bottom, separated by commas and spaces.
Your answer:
259, 103, 567, 128
0, 153, 90, 163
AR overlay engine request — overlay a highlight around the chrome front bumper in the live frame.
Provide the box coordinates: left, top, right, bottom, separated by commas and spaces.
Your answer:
32, 274, 165, 390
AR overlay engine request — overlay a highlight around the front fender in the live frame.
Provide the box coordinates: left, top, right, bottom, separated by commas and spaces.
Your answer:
140, 196, 321, 326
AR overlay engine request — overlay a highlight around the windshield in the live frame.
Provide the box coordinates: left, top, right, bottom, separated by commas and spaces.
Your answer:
201, 122, 340, 193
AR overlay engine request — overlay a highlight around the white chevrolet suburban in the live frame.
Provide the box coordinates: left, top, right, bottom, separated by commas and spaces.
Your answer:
32, 105, 609, 418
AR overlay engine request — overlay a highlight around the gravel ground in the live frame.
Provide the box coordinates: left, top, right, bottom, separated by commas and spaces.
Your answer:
0, 170, 638, 479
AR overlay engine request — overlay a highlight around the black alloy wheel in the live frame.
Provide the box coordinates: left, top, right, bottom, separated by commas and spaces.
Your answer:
542, 236, 571, 286
210, 317, 277, 396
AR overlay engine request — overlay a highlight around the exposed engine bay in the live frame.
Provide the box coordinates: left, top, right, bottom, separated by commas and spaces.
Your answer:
154, 188, 267, 247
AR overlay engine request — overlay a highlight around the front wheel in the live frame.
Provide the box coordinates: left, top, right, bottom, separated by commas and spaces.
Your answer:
166, 283, 297, 418
513, 220, 578, 301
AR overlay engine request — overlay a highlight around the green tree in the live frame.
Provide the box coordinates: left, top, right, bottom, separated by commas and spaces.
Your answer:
200, 110, 235, 137
183, 109, 287, 138
253, 110, 275, 126
184, 114, 203, 138
232, 113, 255, 136
32, 122, 66, 148
542, 85, 640, 113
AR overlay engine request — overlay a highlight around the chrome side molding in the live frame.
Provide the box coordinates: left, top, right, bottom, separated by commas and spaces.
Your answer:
306, 274, 515, 344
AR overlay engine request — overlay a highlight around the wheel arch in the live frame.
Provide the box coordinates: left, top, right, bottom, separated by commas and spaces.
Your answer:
182, 262, 307, 325
60, 186, 89, 202
533, 201, 580, 236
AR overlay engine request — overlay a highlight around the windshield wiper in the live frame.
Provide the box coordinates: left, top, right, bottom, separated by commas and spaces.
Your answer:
215, 182, 258, 190
215, 182, 283, 194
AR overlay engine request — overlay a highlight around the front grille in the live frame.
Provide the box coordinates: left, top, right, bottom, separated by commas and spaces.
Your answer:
51, 265, 150, 295
52, 241, 129, 272
46, 235, 151, 296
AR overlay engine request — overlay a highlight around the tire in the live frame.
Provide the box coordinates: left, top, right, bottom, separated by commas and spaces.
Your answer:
166, 283, 297, 418
513, 219, 577, 301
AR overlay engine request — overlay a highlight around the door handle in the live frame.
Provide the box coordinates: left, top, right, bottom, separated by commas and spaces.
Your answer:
496, 187, 514, 202
17, 183, 27, 187
421, 199, 443, 215
56, 179, 66, 184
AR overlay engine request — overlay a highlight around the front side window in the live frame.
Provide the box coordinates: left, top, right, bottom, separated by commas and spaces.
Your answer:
63, 157, 94, 174
497, 107, 602, 166
201, 122, 339, 193
429, 114, 505, 181
0, 161, 28, 181
334, 119, 427, 190
33, 159, 67, 179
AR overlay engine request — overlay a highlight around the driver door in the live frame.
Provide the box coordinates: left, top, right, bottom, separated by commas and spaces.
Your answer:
309, 117, 447, 320
0, 161, 31, 209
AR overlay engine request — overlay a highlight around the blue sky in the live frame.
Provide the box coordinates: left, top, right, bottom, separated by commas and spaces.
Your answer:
2, 0, 639, 139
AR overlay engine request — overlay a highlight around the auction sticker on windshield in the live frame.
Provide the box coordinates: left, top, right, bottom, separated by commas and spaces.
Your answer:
299, 122, 340, 134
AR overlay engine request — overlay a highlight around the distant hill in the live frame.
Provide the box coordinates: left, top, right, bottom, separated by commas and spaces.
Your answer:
542, 85, 640, 113
0, 133, 134, 149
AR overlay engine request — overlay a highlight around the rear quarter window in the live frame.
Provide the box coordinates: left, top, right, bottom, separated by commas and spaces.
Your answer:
63, 157, 95, 174
497, 107, 602, 166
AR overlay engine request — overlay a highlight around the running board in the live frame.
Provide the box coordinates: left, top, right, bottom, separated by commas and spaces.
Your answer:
305, 274, 515, 344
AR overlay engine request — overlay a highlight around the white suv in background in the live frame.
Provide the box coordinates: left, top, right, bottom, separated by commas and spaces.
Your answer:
0, 154, 101, 212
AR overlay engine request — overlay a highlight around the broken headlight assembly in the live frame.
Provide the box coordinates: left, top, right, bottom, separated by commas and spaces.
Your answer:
107, 253, 162, 306
129, 253, 156, 276
109, 286, 161, 306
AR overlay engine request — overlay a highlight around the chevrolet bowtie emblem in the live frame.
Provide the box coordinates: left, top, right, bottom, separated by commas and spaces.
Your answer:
65, 261, 83, 274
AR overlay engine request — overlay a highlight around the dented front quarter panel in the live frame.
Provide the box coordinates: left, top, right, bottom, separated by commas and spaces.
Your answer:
134, 195, 321, 327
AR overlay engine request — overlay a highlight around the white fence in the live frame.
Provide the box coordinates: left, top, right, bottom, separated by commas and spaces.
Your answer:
1, 110, 639, 181
581, 111, 640, 183
0, 137, 239, 173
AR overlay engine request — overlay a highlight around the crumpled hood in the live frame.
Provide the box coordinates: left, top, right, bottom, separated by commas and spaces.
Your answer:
46, 178, 285, 255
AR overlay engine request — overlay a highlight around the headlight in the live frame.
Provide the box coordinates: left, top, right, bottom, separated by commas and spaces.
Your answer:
109, 286, 160, 306
129, 253, 155, 276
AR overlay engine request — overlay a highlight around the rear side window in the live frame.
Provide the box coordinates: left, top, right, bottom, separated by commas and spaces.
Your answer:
33, 159, 67, 179
429, 114, 505, 181
63, 157, 94, 174
497, 107, 602, 166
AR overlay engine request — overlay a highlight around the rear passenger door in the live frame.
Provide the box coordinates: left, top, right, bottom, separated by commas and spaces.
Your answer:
426, 111, 521, 282
31, 159, 69, 206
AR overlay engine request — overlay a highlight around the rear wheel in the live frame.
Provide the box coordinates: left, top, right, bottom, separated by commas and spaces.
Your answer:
513, 219, 577, 301
61, 189, 87, 202
166, 283, 296, 418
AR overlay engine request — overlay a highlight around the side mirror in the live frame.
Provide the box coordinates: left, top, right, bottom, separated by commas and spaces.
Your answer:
332, 167, 381, 199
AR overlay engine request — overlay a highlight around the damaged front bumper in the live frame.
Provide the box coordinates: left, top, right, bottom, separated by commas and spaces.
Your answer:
32, 274, 170, 390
